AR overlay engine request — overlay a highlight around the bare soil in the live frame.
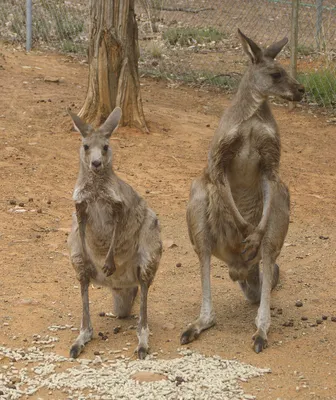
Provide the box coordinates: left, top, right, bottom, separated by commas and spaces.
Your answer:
0, 46, 335, 400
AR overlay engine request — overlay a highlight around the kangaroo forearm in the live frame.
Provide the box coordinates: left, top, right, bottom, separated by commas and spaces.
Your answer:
105, 229, 116, 266
102, 227, 117, 276
221, 176, 250, 234
255, 175, 273, 236
75, 202, 89, 261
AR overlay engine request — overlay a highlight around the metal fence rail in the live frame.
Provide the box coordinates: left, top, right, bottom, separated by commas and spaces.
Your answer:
0, 0, 335, 108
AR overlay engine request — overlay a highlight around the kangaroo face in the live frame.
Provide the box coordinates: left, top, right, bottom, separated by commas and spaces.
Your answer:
68, 108, 122, 173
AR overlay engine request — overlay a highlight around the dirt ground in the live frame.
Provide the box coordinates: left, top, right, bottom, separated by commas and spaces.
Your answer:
0, 45, 335, 400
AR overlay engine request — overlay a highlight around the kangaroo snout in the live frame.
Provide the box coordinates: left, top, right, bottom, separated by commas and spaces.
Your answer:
293, 84, 305, 102
91, 160, 102, 170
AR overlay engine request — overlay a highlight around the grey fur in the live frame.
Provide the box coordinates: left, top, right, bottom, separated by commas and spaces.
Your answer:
67, 107, 162, 359
180, 30, 305, 353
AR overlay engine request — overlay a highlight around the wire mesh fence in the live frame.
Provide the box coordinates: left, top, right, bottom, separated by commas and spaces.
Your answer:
0, 0, 335, 108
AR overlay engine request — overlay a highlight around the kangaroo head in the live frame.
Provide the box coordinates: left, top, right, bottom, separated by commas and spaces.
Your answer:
238, 29, 305, 102
68, 108, 122, 173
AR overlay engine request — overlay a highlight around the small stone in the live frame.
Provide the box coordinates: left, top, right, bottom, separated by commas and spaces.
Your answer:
322, 315, 328, 320
37, 208, 42, 214
36, 234, 41, 239
176, 262, 182, 268
163, 322, 175, 331
206, 124, 210, 127
295, 300, 303, 307
283, 320, 294, 327
94, 351, 100, 356
301, 316, 308, 321
19, 202, 24, 207
98, 331, 108, 340
9, 199, 16, 205
310, 323, 317, 327
277, 308, 283, 315
175, 376, 185, 386
331, 316, 336, 322
44, 76, 60, 83
131, 371, 167, 383
47, 200, 51, 205
316, 319, 323, 325
145, 189, 150, 194
6, 383, 16, 389
28, 198, 34, 202
163, 240, 178, 249
319, 235, 329, 240
99, 312, 106, 317
113, 326, 121, 334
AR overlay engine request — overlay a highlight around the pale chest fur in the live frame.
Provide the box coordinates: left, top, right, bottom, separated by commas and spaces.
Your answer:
86, 199, 117, 252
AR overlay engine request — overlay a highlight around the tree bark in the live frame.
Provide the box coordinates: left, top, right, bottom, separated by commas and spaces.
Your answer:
79, 0, 148, 132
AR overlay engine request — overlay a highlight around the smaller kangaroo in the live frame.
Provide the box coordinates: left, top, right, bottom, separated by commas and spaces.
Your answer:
180, 30, 305, 353
67, 107, 162, 359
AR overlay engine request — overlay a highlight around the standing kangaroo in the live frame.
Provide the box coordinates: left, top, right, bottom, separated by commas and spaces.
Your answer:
180, 30, 305, 353
67, 107, 162, 359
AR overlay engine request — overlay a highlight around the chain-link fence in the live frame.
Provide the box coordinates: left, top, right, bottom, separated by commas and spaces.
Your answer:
0, 0, 335, 108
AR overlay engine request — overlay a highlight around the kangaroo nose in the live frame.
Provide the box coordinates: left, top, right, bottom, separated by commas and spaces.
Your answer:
298, 85, 305, 94
92, 160, 102, 169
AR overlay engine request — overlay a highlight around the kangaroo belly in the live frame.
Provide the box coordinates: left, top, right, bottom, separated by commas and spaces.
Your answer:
93, 260, 139, 289
233, 188, 263, 225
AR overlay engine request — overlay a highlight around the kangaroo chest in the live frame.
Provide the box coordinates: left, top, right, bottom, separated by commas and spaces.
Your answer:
228, 131, 261, 188
86, 199, 119, 251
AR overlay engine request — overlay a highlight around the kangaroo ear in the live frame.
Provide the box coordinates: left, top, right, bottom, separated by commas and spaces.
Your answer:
99, 107, 122, 138
67, 109, 92, 137
264, 37, 288, 59
238, 29, 263, 64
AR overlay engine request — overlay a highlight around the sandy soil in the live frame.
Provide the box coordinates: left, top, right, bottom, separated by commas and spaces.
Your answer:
0, 46, 335, 400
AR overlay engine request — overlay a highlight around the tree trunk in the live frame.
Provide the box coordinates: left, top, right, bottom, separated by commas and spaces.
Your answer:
79, 0, 148, 132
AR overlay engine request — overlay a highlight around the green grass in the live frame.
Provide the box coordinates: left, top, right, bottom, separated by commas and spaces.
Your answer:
149, 42, 163, 59
297, 44, 315, 56
298, 70, 336, 107
163, 27, 226, 46
61, 40, 84, 54
140, 68, 239, 91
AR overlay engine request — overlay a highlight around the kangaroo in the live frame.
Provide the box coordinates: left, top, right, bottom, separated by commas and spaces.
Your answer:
180, 30, 305, 353
67, 107, 162, 359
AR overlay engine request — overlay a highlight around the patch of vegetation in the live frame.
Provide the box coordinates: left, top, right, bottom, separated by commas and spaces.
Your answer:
0, 0, 86, 52
140, 68, 239, 92
163, 27, 226, 47
54, 12, 84, 41
149, 42, 163, 59
298, 70, 336, 107
297, 44, 315, 56
61, 40, 84, 54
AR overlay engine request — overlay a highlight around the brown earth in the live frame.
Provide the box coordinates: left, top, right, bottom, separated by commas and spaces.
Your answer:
0, 45, 335, 400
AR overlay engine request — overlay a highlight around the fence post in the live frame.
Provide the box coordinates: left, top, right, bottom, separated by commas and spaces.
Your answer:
315, 0, 323, 51
289, 0, 299, 110
26, 0, 32, 52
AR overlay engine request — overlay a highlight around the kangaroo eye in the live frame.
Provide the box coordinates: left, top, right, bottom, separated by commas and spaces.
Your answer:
271, 72, 282, 79
83, 144, 89, 151
103, 145, 109, 152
